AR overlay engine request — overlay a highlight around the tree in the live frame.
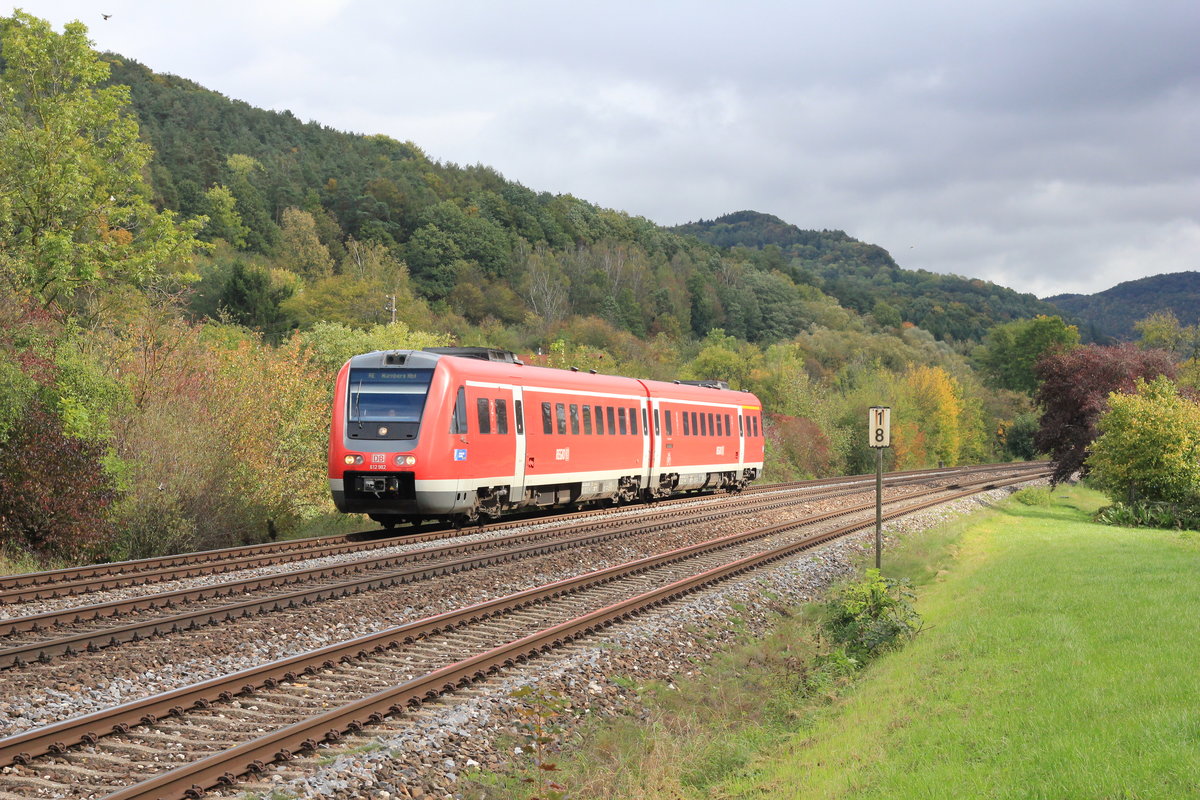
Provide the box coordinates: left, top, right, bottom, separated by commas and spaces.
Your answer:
279, 207, 334, 279
1033, 344, 1176, 485
1087, 376, 1200, 506
224, 154, 278, 254
904, 365, 963, 466
0, 11, 203, 309
217, 261, 294, 340
976, 315, 1079, 394
198, 185, 250, 248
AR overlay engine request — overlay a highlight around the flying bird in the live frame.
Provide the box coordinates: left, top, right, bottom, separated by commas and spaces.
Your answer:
102, 13, 112, 20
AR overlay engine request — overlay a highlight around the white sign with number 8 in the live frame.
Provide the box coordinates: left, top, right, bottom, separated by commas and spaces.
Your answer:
869, 406, 891, 448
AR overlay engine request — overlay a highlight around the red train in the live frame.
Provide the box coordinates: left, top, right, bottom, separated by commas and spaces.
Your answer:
328, 347, 765, 528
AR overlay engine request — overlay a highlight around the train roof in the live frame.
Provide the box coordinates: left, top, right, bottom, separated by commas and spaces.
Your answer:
343, 349, 759, 407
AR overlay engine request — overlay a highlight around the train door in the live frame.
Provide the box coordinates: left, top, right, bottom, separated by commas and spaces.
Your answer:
511, 384, 526, 505
737, 408, 746, 472
639, 399, 651, 489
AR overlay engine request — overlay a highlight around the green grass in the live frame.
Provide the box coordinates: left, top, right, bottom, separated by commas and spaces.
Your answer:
471, 487, 1200, 800
716, 486, 1200, 799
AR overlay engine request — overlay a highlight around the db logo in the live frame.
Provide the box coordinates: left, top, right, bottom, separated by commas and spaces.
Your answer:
371, 454, 386, 464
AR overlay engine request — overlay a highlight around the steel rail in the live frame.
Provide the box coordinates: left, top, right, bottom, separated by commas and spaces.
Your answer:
99, 471, 1045, 800
0, 462, 1046, 598
0, 469, 1047, 775
0, 465, 1044, 667
0, 485, 823, 666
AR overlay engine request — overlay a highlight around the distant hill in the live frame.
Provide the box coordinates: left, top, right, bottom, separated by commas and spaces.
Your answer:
1045, 271, 1200, 342
93, 57, 1071, 346
673, 211, 1059, 342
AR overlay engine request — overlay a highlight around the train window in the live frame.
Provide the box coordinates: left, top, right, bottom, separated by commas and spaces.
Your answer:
753, 415, 760, 436
541, 402, 553, 435
725, 414, 732, 436
708, 413, 715, 436
739, 414, 744, 436
570, 404, 580, 435
700, 412, 707, 437
496, 399, 509, 435
691, 411, 699, 436
349, 367, 434, 425
477, 398, 492, 434
715, 414, 722, 437
556, 403, 567, 435
515, 399, 524, 434
595, 405, 605, 435
630, 407, 639, 435
606, 406, 616, 435
583, 405, 593, 434
451, 386, 467, 434
654, 408, 660, 435
665, 410, 673, 436
682, 411, 690, 436
618, 407, 628, 435
642, 408, 648, 435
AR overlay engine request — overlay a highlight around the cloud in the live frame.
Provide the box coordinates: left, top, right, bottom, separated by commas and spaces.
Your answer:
20, 0, 1200, 296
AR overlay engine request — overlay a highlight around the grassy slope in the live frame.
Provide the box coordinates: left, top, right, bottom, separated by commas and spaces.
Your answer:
717, 488, 1200, 799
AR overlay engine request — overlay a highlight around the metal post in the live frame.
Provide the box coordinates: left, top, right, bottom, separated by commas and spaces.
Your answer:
875, 446, 883, 569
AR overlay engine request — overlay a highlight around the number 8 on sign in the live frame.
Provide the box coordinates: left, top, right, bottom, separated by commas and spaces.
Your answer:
869, 406, 890, 448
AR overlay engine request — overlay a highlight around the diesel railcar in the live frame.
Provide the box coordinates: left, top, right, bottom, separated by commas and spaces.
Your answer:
328, 347, 764, 528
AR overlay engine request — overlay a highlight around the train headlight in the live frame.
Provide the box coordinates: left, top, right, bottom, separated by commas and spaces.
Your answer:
344, 454, 364, 465
395, 454, 417, 466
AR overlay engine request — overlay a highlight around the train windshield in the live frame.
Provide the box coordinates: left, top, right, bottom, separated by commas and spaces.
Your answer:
348, 368, 433, 423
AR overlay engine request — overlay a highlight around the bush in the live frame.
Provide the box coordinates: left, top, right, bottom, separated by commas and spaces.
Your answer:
1013, 487, 1053, 506
0, 406, 117, 559
1093, 501, 1200, 532
1087, 376, 1200, 506
822, 569, 922, 662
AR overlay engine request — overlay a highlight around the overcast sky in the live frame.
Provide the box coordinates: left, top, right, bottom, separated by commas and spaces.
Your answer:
16, 0, 1200, 298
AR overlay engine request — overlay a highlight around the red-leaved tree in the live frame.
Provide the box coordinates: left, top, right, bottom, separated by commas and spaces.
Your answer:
1034, 343, 1176, 485
0, 406, 116, 559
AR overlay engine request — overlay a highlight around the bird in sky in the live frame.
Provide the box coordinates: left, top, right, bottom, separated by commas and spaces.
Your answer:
101, 13, 112, 20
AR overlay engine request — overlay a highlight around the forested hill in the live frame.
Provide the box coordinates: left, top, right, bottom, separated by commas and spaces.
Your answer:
673, 211, 1059, 342
1044, 272, 1200, 342
108, 56, 1050, 345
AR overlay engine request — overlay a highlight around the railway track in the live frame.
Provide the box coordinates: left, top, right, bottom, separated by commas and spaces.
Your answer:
0, 464, 1045, 671
0, 466, 1047, 800
0, 462, 1041, 604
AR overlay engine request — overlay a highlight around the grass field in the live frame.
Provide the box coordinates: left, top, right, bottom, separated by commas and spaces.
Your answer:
483, 486, 1200, 799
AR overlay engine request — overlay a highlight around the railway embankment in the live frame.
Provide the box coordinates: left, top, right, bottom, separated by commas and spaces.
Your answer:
471, 485, 1200, 800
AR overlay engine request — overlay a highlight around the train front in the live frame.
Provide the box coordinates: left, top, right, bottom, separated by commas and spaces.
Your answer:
328, 349, 444, 526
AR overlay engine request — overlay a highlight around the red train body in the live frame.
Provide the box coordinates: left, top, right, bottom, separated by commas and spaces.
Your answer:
328, 348, 764, 527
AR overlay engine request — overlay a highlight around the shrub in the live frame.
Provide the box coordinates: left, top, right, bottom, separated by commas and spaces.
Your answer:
1013, 487, 1053, 506
822, 569, 922, 662
1087, 376, 1200, 506
0, 406, 117, 559
1093, 501, 1200, 532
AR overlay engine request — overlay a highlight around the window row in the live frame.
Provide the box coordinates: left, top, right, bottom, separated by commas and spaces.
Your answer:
540, 401, 646, 436
450, 387, 761, 439
450, 388, 525, 436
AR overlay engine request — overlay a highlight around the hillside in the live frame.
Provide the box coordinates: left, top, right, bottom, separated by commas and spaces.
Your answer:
674, 211, 1060, 342
106, 57, 1053, 346
1045, 271, 1200, 342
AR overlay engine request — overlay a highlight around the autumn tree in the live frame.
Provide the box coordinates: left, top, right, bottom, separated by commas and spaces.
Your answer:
1087, 376, 1200, 506
0, 11, 203, 310
904, 365, 965, 466
1033, 343, 1176, 485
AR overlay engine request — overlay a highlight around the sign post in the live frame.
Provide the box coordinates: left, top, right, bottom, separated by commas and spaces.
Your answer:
868, 406, 891, 569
